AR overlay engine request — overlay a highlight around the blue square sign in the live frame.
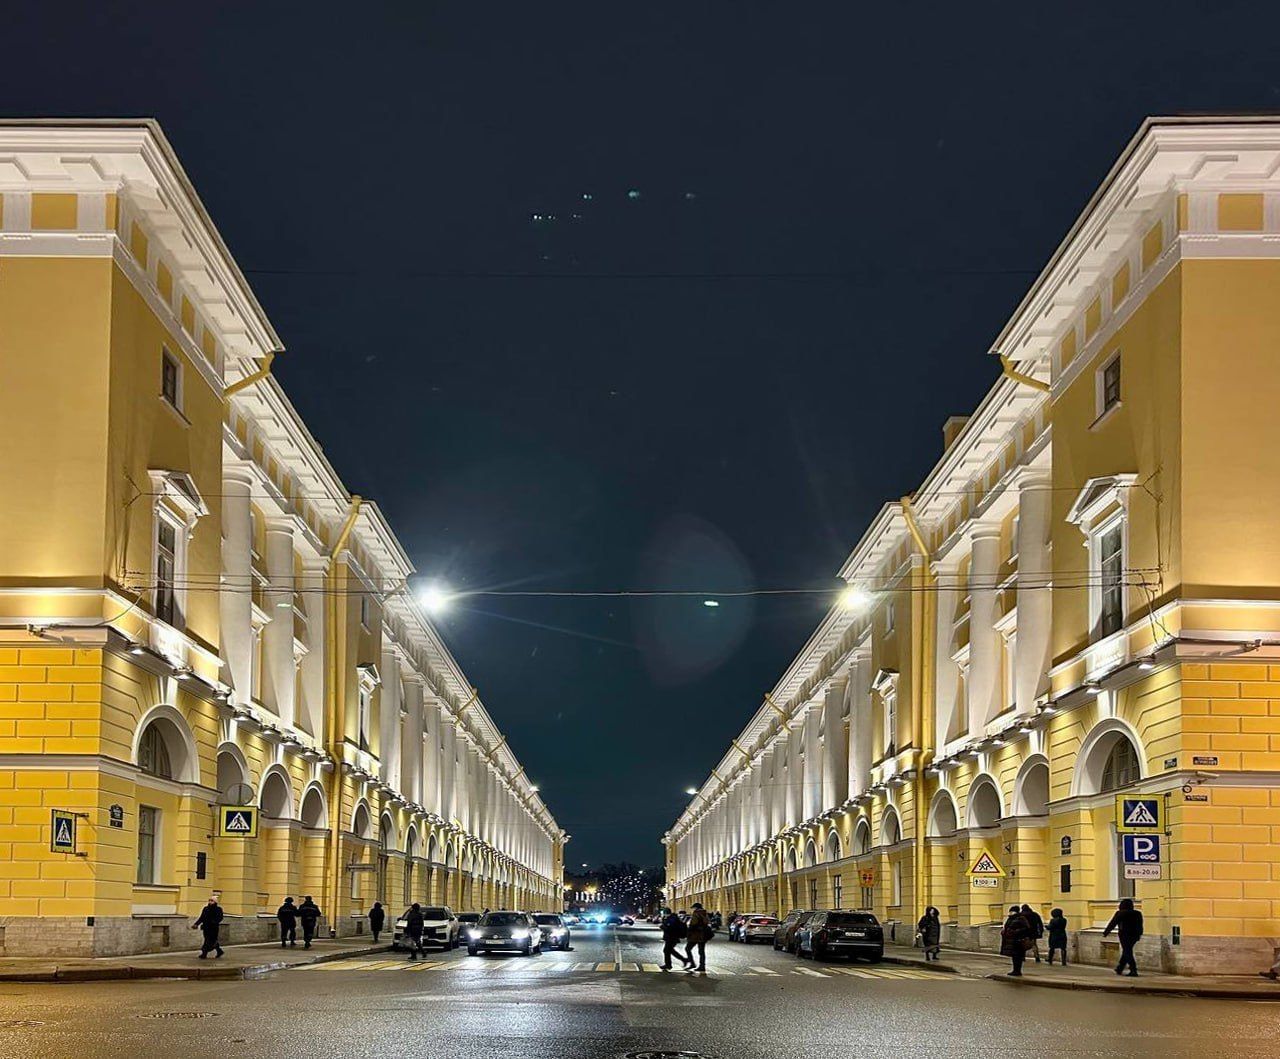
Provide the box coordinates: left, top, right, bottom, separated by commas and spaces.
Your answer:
1122, 834, 1161, 864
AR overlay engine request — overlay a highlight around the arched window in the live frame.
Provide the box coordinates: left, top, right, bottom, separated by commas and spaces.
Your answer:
881, 809, 901, 847
138, 723, 174, 779
826, 830, 842, 862
854, 820, 871, 856
1100, 738, 1140, 792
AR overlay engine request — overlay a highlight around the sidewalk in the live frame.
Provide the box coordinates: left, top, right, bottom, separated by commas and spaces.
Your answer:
0, 936, 391, 983
881, 942, 1280, 1000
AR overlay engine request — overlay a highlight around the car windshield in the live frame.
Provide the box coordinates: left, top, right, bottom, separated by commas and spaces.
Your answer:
421, 907, 449, 919
828, 913, 878, 926
534, 915, 561, 925
479, 913, 526, 926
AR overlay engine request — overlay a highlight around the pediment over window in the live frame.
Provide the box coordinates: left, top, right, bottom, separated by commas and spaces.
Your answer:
872, 667, 900, 693
1065, 474, 1137, 532
357, 662, 382, 689
147, 469, 209, 522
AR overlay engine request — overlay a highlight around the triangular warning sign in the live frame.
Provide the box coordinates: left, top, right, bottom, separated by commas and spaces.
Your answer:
54, 819, 73, 845
1124, 801, 1158, 826
225, 811, 251, 833
967, 850, 1005, 877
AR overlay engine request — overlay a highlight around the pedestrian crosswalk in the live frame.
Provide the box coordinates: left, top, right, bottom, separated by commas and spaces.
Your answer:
292, 957, 943, 981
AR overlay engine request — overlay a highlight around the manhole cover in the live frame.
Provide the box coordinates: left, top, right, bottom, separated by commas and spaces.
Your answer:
624, 1052, 717, 1059
137, 1012, 219, 1020
0, 1021, 44, 1029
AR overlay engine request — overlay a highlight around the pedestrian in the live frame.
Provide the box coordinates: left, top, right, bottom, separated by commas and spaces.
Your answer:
192, 896, 225, 959
404, 902, 425, 960
1000, 904, 1032, 977
684, 902, 713, 973
659, 907, 692, 971
1046, 908, 1068, 966
1259, 952, 1280, 981
369, 901, 386, 944
276, 896, 298, 948
1103, 897, 1144, 977
298, 895, 322, 949
1021, 903, 1045, 963
917, 906, 942, 961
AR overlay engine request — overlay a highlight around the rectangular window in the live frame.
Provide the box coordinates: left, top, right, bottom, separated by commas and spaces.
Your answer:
137, 805, 159, 885
1102, 354, 1121, 413
155, 516, 180, 626
860, 885, 874, 909
809, 878, 818, 908
161, 349, 181, 410
890, 861, 902, 906
358, 685, 371, 751
884, 600, 895, 633
1098, 524, 1124, 638
360, 594, 372, 630
883, 690, 897, 756
832, 874, 843, 909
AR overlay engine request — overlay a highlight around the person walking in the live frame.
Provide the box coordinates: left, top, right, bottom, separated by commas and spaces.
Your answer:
298, 895, 322, 949
403, 902, 425, 960
192, 896, 225, 959
659, 907, 692, 970
917, 906, 942, 961
684, 902, 713, 973
1046, 908, 1068, 966
1103, 897, 1144, 977
369, 901, 386, 944
1021, 903, 1045, 963
1000, 904, 1032, 977
276, 897, 298, 948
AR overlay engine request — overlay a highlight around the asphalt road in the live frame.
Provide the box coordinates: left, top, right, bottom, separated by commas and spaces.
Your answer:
0, 926, 1276, 1059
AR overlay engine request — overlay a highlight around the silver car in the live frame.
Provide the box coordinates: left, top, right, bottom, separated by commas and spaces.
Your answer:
532, 913, 572, 951
739, 915, 779, 943
393, 905, 460, 950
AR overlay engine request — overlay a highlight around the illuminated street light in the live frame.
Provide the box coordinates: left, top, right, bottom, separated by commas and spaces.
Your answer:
839, 585, 872, 612
685, 787, 699, 796
419, 583, 452, 614
702, 599, 720, 608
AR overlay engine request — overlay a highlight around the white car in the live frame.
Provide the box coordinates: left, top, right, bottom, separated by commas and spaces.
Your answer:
393, 905, 460, 950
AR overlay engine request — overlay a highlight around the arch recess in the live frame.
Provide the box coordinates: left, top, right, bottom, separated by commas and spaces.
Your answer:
825, 829, 842, 861
1013, 754, 1051, 816
853, 818, 872, 856
1071, 718, 1146, 796
299, 782, 327, 828
215, 742, 249, 796
350, 799, 373, 839
132, 703, 200, 784
927, 788, 959, 837
966, 773, 1004, 829
880, 806, 901, 846
259, 765, 294, 819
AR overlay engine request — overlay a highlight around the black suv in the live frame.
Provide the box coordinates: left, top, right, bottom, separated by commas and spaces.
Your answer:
773, 909, 816, 953
796, 911, 884, 961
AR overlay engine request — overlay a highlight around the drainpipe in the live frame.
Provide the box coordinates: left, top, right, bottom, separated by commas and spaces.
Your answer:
325, 496, 363, 935
899, 496, 936, 917
223, 350, 280, 398
998, 354, 1050, 394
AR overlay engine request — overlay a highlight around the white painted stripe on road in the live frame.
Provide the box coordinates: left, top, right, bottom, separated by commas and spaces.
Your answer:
571, 962, 596, 970
594, 962, 617, 971
792, 966, 829, 977
749, 966, 780, 975
641, 963, 664, 972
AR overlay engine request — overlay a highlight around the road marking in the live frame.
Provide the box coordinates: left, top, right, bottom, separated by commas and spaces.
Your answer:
793, 966, 828, 977
640, 963, 664, 972
594, 963, 617, 971
749, 966, 780, 975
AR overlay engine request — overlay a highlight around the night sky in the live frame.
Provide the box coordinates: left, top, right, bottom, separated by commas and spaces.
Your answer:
7, 3, 1280, 866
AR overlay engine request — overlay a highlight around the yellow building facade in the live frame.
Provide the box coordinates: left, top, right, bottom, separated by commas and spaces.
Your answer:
666, 117, 1280, 975
0, 120, 563, 957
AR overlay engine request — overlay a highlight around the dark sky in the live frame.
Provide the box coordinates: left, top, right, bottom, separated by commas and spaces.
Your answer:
7, 3, 1279, 866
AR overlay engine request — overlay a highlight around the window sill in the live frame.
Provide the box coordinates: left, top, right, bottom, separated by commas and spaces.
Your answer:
1089, 401, 1122, 432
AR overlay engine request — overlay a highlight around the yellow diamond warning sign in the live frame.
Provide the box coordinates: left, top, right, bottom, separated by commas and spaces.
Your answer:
966, 849, 1006, 878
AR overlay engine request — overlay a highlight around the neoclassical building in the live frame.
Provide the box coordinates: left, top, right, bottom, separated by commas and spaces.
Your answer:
0, 120, 563, 957
666, 116, 1280, 975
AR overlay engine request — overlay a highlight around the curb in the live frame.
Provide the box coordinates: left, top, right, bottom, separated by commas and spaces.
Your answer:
987, 972, 1280, 1001
0, 944, 392, 984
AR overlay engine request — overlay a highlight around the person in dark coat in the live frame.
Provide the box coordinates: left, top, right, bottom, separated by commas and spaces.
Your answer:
1046, 908, 1068, 965
192, 896, 225, 959
1000, 904, 1032, 977
1021, 904, 1045, 963
369, 902, 386, 944
277, 897, 298, 948
404, 903, 425, 961
684, 902, 713, 973
917, 906, 942, 960
659, 908, 692, 970
1103, 898, 1144, 976
298, 895, 322, 949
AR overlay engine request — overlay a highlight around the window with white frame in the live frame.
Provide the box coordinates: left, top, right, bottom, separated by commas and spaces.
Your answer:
154, 510, 183, 627
1097, 352, 1121, 418
883, 687, 897, 756
360, 593, 372, 630
884, 599, 896, 633
160, 347, 182, 412
890, 860, 902, 906
137, 805, 160, 885
1096, 520, 1124, 639
358, 682, 372, 751
1066, 476, 1136, 646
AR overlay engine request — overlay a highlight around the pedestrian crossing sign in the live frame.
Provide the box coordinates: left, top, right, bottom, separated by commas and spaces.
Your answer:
966, 849, 1006, 878
218, 805, 258, 838
1116, 796, 1161, 833
50, 809, 77, 853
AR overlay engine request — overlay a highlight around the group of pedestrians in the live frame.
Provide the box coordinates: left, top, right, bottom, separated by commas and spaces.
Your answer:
275, 895, 325, 949
1000, 899, 1141, 977
659, 902, 714, 972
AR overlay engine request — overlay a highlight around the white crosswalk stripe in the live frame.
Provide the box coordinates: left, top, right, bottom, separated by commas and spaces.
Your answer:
292, 957, 946, 980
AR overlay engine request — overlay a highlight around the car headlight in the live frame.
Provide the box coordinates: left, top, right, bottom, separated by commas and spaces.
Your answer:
510, 929, 529, 940
467, 929, 481, 940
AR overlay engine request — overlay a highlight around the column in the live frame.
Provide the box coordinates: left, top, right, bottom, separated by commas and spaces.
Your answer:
934, 555, 964, 744
783, 728, 802, 828
219, 470, 254, 705
822, 678, 848, 811
440, 710, 457, 823
401, 677, 424, 802
762, 744, 780, 838
262, 519, 297, 725
849, 657, 873, 797
803, 703, 822, 820
1016, 475, 1053, 715
379, 649, 402, 787
423, 698, 442, 814
297, 559, 326, 736
967, 528, 1003, 735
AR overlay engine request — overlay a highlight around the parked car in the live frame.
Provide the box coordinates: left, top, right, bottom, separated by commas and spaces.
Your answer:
773, 909, 816, 953
466, 911, 543, 956
456, 911, 482, 935
738, 915, 779, 944
533, 913, 572, 950
796, 910, 884, 961
392, 905, 460, 950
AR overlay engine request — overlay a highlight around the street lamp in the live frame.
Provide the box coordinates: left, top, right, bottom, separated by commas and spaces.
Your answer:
419, 583, 453, 614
